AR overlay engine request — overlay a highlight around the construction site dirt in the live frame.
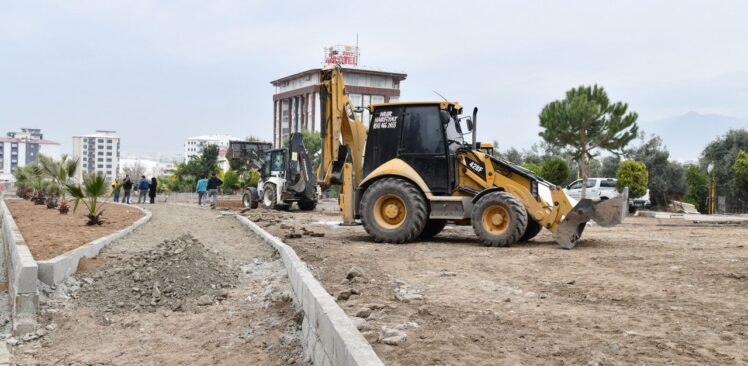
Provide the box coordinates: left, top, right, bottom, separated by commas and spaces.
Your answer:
11, 204, 306, 366
243, 207, 747, 366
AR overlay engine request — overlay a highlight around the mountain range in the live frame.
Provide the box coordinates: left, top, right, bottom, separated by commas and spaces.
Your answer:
638, 112, 748, 162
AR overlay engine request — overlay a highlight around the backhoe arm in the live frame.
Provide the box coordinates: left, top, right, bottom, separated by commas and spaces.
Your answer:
318, 66, 368, 223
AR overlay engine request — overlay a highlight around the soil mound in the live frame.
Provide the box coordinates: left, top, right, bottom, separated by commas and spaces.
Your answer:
78, 234, 238, 313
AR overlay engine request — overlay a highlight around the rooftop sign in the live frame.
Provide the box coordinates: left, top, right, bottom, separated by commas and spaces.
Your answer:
324, 45, 359, 66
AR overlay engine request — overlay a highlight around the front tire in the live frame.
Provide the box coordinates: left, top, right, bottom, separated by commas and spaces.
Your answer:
520, 217, 542, 242
242, 192, 258, 209
419, 220, 447, 240
471, 191, 527, 247
360, 178, 428, 244
262, 184, 278, 209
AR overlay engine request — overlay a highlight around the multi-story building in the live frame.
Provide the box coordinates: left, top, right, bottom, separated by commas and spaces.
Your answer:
72, 130, 120, 180
0, 128, 61, 181
271, 63, 407, 147
184, 134, 241, 162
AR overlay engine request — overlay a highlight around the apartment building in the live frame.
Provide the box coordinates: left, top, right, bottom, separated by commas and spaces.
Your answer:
0, 128, 61, 181
72, 130, 120, 180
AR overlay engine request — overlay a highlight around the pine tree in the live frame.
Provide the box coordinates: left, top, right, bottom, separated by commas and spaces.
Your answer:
539, 85, 639, 198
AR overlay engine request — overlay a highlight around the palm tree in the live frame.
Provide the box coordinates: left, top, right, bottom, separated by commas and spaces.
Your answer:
66, 173, 109, 225
39, 154, 80, 213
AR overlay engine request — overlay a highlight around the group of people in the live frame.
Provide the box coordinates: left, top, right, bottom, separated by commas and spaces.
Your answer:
110, 172, 223, 208
195, 173, 222, 209
112, 175, 158, 204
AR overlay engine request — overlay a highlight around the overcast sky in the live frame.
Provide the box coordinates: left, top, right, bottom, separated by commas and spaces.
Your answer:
2, 1, 748, 159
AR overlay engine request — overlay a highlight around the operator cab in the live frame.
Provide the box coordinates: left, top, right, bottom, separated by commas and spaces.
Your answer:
262, 149, 287, 180
364, 102, 471, 195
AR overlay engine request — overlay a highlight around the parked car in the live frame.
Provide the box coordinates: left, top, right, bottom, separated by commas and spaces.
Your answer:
629, 189, 652, 212
564, 177, 620, 201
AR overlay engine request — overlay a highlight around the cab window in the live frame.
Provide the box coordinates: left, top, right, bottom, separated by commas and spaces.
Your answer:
401, 106, 445, 154
600, 179, 617, 188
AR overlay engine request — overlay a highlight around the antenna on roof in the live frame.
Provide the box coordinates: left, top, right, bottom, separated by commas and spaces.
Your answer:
433, 91, 449, 102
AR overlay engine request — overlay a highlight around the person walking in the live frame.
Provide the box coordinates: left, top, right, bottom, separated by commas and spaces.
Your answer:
148, 177, 158, 204
207, 173, 223, 209
137, 175, 150, 204
195, 176, 208, 206
112, 178, 121, 202
122, 175, 133, 204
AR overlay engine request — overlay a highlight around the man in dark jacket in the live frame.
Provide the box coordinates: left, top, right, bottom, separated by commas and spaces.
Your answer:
137, 175, 150, 204
207, 173, 223, 209
122, 175, 133, 204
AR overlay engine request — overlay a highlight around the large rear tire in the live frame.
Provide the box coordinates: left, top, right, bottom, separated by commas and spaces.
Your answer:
262, 184, 278, 210
297, 200, 317, 211
360, 178, 428, 244
419, 219, 447, 240
520, 217, 542, 242
471, 191, 527, 247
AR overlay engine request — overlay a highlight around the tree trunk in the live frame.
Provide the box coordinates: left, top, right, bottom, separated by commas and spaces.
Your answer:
580, 129, 588, 199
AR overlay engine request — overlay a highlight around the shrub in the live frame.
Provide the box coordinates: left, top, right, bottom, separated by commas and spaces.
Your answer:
539, 157, 570, 185
616, 160, 648, 198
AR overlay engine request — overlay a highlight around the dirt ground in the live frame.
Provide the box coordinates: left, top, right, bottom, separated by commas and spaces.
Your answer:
243, 207, 748, 366
12, 204, 306, 366
5, 199, 144, 260
217, 199, 243, 208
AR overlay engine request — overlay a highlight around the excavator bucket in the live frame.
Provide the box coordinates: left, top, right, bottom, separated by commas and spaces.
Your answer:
553, 188, 629, 249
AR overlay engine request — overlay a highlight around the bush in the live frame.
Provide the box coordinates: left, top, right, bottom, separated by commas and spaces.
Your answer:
222, 170, 240, 194
521, 162, 541, 175
684, 165, 708, 212
732, 150, 748, 193
539, 157, 570, 185
616, 160, 648, 198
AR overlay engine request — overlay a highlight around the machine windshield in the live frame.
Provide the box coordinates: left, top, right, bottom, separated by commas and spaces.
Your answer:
444, 114, 464, 146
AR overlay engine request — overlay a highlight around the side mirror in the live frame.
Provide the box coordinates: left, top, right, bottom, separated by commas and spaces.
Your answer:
465, 117, 473, 132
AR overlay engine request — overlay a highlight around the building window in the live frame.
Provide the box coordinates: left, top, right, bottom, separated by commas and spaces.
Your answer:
82, 163, 87, 168
107, 146, 112, 150
106, 158, 111, 162
83, 157, 87, 161
106, 164, 112, 168
98, 152, 104, 155
98, 164, 103, 168
83, 138, 87, 142
107, 139, 112, 143
98, 139, 103, 143
98, 158, 103, 162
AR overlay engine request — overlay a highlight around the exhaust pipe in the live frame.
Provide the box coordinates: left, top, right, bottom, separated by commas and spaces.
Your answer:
472, 107, 478, 149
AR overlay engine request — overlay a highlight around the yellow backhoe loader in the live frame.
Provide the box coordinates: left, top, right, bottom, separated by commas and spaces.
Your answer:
317, 66, 627, 249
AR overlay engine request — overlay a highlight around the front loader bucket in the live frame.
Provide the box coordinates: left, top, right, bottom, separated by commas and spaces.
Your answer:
553, 188, 629, 249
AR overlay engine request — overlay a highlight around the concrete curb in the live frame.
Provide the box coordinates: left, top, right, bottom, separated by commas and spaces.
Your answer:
0, 198, 39, 336
236, 215, 384, 366
36, 202, 152, 285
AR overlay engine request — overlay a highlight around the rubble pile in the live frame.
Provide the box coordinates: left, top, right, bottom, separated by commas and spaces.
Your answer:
77, 234, 238, 313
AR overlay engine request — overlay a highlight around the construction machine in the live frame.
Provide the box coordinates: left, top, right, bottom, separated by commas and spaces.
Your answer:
241, 133, 318, 211
317, 66, 628, 249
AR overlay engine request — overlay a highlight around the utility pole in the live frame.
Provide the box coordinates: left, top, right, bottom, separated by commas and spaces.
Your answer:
707, 163, 715, 214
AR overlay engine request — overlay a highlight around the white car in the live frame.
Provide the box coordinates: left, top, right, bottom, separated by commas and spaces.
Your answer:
564, 177, 620, 201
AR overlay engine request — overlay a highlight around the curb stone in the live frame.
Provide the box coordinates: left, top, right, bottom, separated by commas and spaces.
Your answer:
236, 215, 384, 366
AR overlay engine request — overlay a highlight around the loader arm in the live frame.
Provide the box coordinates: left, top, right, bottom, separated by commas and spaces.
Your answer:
318, 66, 368, 223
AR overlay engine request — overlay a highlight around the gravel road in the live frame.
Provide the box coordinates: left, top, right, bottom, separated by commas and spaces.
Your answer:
12, 203, 306, 365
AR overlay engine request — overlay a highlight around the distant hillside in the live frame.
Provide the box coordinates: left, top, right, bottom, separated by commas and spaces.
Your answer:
639, 112, 748, 162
